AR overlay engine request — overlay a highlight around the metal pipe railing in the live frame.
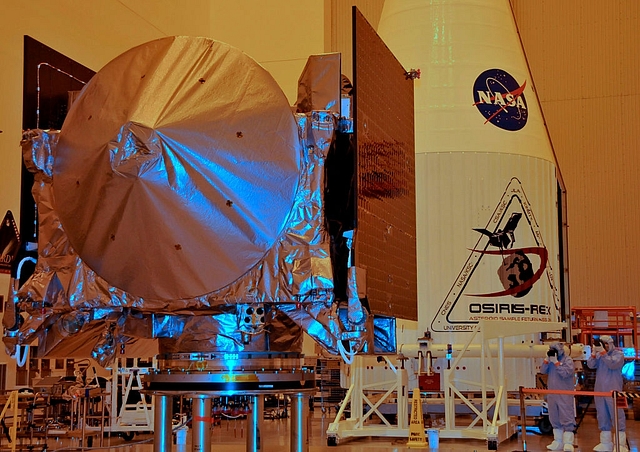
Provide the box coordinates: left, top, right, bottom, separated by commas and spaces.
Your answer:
519, 387, 628, 452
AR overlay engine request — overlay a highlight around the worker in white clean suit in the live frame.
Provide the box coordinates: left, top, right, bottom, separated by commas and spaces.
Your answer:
540, 342, 576, 451
587, 335, 628, 452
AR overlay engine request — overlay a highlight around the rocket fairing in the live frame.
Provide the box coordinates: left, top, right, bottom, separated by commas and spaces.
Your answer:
378, 0, 564, 347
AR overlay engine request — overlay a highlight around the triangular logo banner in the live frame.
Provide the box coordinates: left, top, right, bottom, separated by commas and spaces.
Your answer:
431, 178, 561, 332
0, 210, 21, 275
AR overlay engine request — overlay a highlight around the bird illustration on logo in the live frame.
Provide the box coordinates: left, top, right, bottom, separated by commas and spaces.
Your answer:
473, 212, 522, 250
430, 178, 560, 332
471, 211, 546, 298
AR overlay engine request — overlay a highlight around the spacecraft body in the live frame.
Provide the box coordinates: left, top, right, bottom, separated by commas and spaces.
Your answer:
5, 37, 383, 369
378, 0, 566, 389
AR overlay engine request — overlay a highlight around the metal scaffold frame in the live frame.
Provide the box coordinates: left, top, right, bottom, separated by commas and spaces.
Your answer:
112, 363, 154, 431
571, 306, 638, 355
441, 322, 510, 441
326, 320, 565, 446
84, 358, 154, 437
326, 354, 409, 444
0, 391, 19, 452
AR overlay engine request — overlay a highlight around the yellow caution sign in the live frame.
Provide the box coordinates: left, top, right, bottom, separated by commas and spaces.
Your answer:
407, 388, 428, 448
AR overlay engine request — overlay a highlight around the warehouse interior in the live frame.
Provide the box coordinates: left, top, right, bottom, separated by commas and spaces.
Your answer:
0, 1, 638, 451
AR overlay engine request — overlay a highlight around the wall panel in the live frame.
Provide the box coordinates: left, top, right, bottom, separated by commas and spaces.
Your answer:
511, 0, 640, 308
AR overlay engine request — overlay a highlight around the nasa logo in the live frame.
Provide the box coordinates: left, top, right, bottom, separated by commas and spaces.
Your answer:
472, 69, 527, 131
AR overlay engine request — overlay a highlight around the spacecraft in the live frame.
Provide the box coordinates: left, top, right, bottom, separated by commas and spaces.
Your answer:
5, 7, 416, 451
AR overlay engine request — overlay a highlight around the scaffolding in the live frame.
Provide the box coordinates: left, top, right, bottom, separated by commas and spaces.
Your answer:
571, 306, 638, 355
326, 320, 565, 447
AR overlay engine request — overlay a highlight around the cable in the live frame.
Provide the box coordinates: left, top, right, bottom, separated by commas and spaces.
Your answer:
16, 257, 37, 280
15, 345, 29, 367
337, 340, 357, 365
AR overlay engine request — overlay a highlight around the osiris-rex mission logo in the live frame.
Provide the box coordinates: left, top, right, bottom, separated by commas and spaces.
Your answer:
473, 69, 527, 131
430, 178, 561, 332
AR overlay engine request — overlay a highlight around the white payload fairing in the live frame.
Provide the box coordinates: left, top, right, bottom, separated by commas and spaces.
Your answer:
378, 0, 567, 387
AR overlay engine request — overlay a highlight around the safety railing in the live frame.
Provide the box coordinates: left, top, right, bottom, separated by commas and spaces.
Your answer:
519, 386, 635, 452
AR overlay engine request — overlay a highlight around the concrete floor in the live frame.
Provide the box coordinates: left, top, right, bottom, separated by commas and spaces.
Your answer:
12, 408, 637, 452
